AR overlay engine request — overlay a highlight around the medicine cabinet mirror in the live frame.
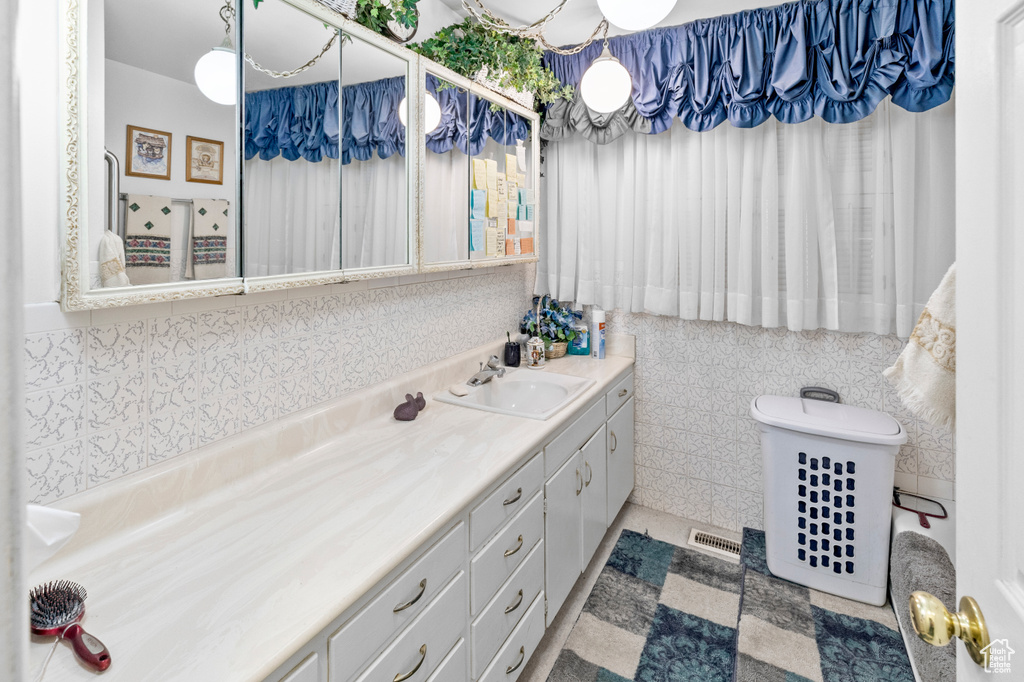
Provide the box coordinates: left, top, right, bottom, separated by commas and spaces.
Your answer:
60, 0, 245, 310
419, 65, 539, 273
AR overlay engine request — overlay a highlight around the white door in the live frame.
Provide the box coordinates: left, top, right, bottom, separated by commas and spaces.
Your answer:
957, 0, 1024, 676
607, 398, 636, 525
544, 451, 583, 626
581, 425, 608, 564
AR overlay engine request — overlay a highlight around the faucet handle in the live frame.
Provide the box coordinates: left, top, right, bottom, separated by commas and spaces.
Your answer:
486, 355, 501, 370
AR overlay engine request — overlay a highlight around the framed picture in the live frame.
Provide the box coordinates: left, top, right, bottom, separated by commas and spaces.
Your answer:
185, 136, 224, 185
125, 125, 172, 180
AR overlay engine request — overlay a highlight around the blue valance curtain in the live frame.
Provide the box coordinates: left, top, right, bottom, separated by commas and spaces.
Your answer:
542, 0, 954, 140
425, 74, 530, 156
246, 75, 530, 164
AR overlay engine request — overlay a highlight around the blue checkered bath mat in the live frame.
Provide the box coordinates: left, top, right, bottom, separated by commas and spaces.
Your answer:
546, 528, 914, 682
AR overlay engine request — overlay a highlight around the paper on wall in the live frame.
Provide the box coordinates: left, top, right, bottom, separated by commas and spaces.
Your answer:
518, 173, 526, 187
520, 237, 534, 254
506, 154, 518, 176
471, 190, 486, 219
485, 227, 498, 256
472, 159, 487, 190
486, 190, 499, 218
485, 159, 498, 189
470, 219, 484, 251
507, 218, 516, 235
518, 188, 534, 205
516, 145, 527, 172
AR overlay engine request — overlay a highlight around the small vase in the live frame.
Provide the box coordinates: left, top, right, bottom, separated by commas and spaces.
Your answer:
545, 341, 568, 359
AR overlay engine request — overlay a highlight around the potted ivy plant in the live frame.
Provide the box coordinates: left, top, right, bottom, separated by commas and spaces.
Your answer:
521, 295, 580, 359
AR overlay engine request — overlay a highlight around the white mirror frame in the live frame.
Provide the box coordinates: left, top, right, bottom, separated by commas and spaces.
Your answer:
59, 0, 246, 311
416, 60, 541, 275
244, 0, 421, 294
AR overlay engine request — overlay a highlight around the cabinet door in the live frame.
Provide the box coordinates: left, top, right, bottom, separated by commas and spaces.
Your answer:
580, 425, 608, 566
543, 451, 582, 626
606, 398, 635, 526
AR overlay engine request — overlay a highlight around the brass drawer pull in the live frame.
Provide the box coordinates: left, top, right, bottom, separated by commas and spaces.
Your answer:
585, 462, 592, 487
504, 535, 524, 558
504, 589, 524, 614
394, 644, 427, 682
618, 388, 628, 397
503, 488, 523, 506
610, 431, 617, 453
506, 646, 525, 675
393, 579, 427, 613
575, 469, 582, 496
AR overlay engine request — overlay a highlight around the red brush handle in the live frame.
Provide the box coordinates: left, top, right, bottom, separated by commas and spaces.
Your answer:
60, 623, 111, 672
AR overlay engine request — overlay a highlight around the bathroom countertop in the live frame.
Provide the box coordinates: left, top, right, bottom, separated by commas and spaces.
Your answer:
28, 343, 634, 682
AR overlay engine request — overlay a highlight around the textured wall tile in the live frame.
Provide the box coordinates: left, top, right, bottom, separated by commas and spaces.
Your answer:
26, 384, 86, 449
281, 299, 313, 338
242, 382, 278, 428
198, 393, 240, 446
243, 303, 281, 344
88, 422, 146, 485
25, 329, 86, 390
149, 408, 197, 463
200, 351, 242, 398
279, 375, 312, 416
87, 371, 146, 431
198, 309, 241, 355
312, 295, 342, 331
279, 336, 312, 377
244, 342, 279, 385
26, 439, 86, 504
149, 359, 197, 415
149, 315, 197, 367
312, 364, 342, 404
88, 321, 146, 378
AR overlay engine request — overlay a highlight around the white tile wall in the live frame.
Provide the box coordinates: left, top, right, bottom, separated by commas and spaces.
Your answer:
609, 311, 956, 534
23, 265, 535, 504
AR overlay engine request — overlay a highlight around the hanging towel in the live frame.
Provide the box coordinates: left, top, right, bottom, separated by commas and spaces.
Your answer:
98, 230, 131, 287
124, 194, 173, 285
884, 263, 956, 431
190, 199, 230, 280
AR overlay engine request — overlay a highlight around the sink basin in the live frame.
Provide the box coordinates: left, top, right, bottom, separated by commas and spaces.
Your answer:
435, 368, 596, 420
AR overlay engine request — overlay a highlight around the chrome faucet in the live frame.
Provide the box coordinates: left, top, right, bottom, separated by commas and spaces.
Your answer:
467, 355, 506, 387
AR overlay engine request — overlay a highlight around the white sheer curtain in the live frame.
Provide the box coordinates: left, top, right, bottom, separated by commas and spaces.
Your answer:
341, 154, 408, 269
423, 148, 469, 263
244, 156, 340, 277
539, 98, 956, 336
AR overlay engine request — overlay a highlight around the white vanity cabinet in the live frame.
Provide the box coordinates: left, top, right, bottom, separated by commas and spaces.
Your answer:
542, 369, 635, 627
263, 369, 635, 682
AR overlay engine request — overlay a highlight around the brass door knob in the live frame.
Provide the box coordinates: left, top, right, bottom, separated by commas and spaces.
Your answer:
909, 591, 991, 667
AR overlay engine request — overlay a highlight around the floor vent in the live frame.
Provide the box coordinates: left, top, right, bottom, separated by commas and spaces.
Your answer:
688, 528, 742, 559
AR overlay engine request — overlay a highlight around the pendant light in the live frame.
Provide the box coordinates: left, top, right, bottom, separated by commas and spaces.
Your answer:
580, 42, 632, 114
398, 93, 443, 134
195, 1, 237, 105
597, 0, 677, 31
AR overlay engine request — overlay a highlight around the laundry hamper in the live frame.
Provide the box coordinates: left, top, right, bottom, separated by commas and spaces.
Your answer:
751, 396, 907, 605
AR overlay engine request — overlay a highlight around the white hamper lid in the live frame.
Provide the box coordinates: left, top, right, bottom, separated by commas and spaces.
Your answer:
750, 395, 907, 446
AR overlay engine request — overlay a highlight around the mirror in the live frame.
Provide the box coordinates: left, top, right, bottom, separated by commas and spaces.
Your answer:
423, 74, 470, 264
242, 0, 342, 279
420, 72, 539, 271
81, 0, 242, 299
340, 35, 411, 271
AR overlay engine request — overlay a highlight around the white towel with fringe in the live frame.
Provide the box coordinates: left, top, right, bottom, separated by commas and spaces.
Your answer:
124, 194, 173, 284
98, 230, 131, 287
884, 262, 956, 431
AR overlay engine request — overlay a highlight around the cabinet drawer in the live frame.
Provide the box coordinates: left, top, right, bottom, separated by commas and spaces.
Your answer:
471, 540, 544, 678
606, 372, 634, 417
477, 592, 546, 682
277, 653, 320, 682
329, 523, 466, 682
348, 572, 467, 682
471, 453, 542, 551
424, 639, 467, 682
545, 398, 606, 478
471, 492, 542, 614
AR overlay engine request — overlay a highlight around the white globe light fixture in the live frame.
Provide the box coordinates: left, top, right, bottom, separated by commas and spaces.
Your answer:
398, 92, 442, 133
597, 0, 677, 31
580, 43, 632, 114
195, 41, 237, 106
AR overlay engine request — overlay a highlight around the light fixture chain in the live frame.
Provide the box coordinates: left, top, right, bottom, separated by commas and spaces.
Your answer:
459, 0, 608, 55
540, 19, 608, 55
244, 31, 340, 79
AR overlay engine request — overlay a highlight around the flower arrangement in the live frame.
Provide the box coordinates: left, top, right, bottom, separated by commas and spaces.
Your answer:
521, 295, 580, 345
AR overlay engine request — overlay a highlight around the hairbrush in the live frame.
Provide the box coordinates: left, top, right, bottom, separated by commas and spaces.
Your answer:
29, 580, 111, 672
